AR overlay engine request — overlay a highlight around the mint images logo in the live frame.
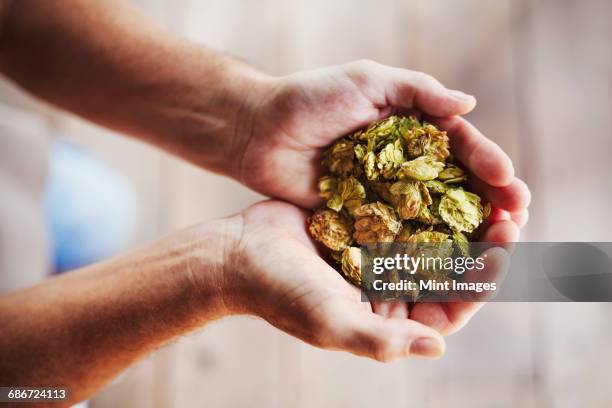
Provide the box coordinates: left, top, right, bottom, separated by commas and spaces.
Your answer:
360, 242, 612, 302
543, 243, 612, 301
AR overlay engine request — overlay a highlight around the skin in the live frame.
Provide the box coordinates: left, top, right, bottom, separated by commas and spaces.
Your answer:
0, 0, 530, 405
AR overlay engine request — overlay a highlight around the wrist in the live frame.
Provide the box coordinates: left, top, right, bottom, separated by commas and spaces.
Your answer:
185, 215, 243, 318
219, 61, 277, 180
132, 41, 276, 179
148, 215, 244, 321
194, 211, 266, 317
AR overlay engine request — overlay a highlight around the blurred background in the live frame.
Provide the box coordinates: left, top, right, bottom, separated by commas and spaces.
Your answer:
1, 0, 611, 406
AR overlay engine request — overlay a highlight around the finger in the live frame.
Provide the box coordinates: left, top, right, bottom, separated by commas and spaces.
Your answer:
481, 219, 520, 244
432, 116, 515, 187
510, 209, 529, 229
346, 60, 476, 116
320, 301, 445, 361
409, 246, 509, 335
469, 177, 531, 212
486, 206, 510, 223
371, 301, 409, 319
457, 246, 510, 304
409, 302, 485, 336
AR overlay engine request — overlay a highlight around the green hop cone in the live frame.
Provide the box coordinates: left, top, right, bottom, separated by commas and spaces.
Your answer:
438, 188, 486, 233
438, 164, 467, 184
323, 176, 366, 214
377, 139, 404, 179
397, 156, 445, 181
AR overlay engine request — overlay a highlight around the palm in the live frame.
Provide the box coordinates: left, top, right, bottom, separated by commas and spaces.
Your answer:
235, 200, 515, 360
235, 201, 366, 335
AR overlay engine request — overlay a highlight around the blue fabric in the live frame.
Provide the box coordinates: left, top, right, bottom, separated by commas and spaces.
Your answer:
44, 141, 138, 273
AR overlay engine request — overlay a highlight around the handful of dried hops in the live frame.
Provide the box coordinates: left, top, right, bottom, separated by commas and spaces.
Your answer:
308, 116, 490, 288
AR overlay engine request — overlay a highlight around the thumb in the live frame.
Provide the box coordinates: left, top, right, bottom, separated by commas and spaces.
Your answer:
318, 300, 446, 362
347, 60, 476, 117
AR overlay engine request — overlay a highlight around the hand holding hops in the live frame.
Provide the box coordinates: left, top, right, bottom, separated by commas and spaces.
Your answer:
308, 115, 490, 286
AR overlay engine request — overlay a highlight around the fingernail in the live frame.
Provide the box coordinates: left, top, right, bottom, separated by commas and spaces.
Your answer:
447, 89, 475, 101
409, 337, 444, 357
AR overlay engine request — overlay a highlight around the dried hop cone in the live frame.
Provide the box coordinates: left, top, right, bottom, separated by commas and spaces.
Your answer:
341, 247, 362, 286
353, 202, 402, 244
308, 209, 353, 252
308, 115, 490, 287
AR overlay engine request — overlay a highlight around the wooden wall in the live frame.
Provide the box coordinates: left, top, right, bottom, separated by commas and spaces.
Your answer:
2, 0, 610, 406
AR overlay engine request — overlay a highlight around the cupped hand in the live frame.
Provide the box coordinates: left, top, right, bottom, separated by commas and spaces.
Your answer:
224, 61, 531, 357
221, 199, 515, 362
237, 60, 530, 222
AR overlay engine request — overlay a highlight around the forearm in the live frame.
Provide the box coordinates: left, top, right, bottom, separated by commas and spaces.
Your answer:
0, 217, 239, 405
0, 0, 270, 176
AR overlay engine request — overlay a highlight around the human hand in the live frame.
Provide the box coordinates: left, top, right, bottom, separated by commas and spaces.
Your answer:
235, 60, 530, 225
218, 199, 514, 361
